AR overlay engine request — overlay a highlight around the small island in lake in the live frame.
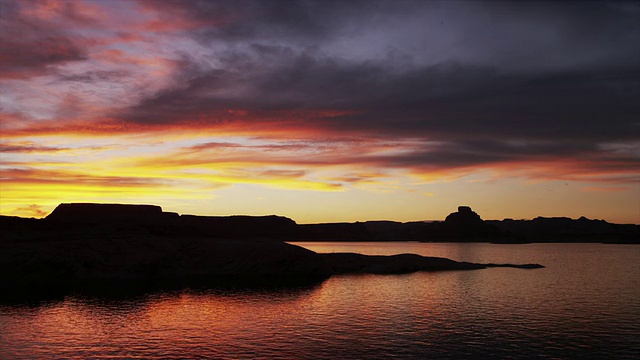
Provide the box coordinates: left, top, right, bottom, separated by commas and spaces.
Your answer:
0, 203, 551, 298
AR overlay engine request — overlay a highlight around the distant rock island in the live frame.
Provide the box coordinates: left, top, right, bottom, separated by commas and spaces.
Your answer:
1, 203, 549, 299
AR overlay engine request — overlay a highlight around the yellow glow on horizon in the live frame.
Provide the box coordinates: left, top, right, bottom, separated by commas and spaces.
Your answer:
2, 128, 638, 224
1, 0, 637, 227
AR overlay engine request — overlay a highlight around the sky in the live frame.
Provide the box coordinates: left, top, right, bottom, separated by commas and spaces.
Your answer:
0, 0, 639, 224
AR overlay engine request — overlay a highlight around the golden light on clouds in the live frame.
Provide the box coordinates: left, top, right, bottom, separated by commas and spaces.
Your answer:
1, 0, 638, 223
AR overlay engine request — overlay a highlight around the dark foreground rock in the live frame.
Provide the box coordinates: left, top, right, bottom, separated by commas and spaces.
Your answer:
0, 232, 541, 289
0, 205, 543, 300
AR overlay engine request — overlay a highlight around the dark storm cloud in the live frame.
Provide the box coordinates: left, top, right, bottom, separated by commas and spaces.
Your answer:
137, 0, 377, 42
55, 70, 131, 83
137, 0, 640, 70
0, 36, 87, 79
122, 47, 639, 139
0, 0, 88, 79
120, 0, 639, 172
364, 140, 636, 174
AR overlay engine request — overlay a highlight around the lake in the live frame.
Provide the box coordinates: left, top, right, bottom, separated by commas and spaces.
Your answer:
1, 242, 639, 359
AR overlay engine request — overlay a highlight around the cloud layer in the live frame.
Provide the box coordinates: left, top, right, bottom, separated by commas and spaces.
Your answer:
1, 0, 639, 221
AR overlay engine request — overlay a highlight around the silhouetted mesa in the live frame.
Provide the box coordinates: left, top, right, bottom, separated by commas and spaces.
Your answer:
46, 203, 165, 224
0, 203, 545, 298
38, 203, 297, 239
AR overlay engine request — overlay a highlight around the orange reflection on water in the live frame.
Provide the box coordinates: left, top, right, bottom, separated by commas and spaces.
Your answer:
2, 243, 639, 359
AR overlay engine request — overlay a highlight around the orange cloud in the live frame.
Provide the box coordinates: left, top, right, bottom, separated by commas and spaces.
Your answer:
0, 141, 70, 153
11, 204, 47, 218
0, 168, 166, 188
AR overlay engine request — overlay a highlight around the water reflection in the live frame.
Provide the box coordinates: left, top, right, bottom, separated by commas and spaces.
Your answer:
0, 272, 327, 306
2, 243, 639, 360
1, 284, 325, 360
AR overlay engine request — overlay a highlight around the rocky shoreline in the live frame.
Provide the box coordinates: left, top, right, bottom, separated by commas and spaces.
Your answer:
0, 203, 545, 299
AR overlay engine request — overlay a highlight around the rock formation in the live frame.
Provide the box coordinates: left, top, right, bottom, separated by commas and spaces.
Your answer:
0, 203, 544, 300
46, 203, 165, 223
292, 206, 638, 243
2, 203, 637, 243
444, 206, 484, 226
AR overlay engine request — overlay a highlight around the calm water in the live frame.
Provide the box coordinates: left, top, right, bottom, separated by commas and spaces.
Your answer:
1, 242, 639, 359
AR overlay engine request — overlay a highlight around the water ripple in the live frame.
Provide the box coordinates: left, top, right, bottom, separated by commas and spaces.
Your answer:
1, 243, 639, 359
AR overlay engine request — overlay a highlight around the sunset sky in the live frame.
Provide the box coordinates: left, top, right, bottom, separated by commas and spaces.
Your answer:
1, 0, 638, 224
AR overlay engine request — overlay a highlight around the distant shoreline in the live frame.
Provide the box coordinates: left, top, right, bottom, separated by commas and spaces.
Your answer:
2, 203, 638, 244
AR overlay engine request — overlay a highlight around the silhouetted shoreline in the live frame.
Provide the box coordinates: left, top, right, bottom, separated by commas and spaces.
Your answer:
296, 206, 639, 243
0, 203, 552, 300
3, 204, 637, 243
